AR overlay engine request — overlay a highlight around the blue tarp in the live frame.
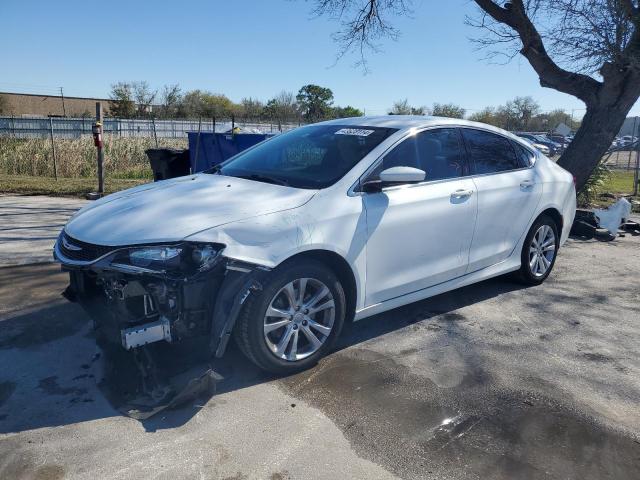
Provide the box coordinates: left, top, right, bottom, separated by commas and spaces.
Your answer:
187, 132, 274, 173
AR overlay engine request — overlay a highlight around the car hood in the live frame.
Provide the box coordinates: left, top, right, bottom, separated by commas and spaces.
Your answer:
64, 174, 317, 246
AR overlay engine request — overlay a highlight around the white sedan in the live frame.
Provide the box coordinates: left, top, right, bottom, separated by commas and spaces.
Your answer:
55, 116, 576, 374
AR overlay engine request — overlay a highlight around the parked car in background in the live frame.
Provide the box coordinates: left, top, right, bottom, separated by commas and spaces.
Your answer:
516, 133, 561, 156
55, 116, 576, 374
544, 134, 569, 152
519, 137, 551, 156
620, 135, 638, 148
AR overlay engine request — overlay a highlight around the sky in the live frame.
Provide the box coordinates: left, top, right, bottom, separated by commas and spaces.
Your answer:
2, 0, 638, 118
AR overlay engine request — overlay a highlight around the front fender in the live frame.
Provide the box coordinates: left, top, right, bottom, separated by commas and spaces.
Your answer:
186, 206, 367, 309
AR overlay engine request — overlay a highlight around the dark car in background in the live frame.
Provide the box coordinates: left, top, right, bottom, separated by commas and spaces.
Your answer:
546, 134, 571, 150
516, 133, 563, 156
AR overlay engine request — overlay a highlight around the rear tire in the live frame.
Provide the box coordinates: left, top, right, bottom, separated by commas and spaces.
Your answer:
234, 259, 345, 375
515, 214, 559, 285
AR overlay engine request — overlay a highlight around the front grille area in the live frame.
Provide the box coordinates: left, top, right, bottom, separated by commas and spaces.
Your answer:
58, 232, 115, 262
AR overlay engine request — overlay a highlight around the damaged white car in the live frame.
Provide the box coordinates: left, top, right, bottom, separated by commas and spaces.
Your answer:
55, 116, 576, 374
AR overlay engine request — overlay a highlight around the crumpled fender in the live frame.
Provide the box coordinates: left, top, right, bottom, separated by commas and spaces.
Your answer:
186, 208, 361, 269
209, 261, 271, 357
186, 192, 367, 311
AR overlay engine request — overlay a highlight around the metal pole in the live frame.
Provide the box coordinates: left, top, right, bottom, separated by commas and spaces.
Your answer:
627, 117, 637, 171
633, 143, 639, 197
96, 102, 104, 194
152, 116, 158, 148
194, 116, 202, 174
49, 117, 58, 180
633, 117, 639, 197
59, 87, 67, 117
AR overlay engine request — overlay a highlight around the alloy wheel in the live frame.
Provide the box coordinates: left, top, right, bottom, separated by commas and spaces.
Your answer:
263, 278, 335, 361
529, 225, 556, 277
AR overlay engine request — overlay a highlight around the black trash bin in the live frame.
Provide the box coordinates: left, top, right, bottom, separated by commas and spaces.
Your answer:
146, 148, 191, 181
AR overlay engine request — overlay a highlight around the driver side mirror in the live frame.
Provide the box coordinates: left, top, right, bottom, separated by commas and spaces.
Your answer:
361, 166, 426, 193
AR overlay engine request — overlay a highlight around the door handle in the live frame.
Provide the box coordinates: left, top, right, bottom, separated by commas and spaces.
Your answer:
520, 180, 535, 188
451, 189, 473, 199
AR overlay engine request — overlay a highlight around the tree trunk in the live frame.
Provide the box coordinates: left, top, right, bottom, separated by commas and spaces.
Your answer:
558, 74, 640, 192
557, 105, 628, 190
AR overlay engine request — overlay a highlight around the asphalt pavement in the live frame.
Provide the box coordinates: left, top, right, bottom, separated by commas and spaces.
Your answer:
0, 196, 639, 479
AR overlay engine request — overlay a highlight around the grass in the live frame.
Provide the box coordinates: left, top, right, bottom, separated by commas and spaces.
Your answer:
1, 137, 638, 211
0, 136, 186, 179
602, 170, 637, 194
0, 136, 186, 197
590, 169, 639, 213
0, 174, 149, 197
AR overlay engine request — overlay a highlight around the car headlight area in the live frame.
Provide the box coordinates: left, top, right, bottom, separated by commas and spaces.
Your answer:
54, 232, 268, 354
108, 243, 223, 276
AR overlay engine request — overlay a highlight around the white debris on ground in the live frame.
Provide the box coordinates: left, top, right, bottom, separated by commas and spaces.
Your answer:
593, 198, 632, 235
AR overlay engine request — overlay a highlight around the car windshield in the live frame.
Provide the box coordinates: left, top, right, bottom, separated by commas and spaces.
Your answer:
211, 124, 397, 189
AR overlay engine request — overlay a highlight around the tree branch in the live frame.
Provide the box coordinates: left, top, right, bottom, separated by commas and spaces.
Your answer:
473, 0, 602, 104
620, 0, 640, 22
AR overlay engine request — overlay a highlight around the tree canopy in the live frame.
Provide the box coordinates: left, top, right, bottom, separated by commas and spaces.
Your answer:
312, 0, 640, 189
431, 103, 466, 119
296, 84, 335, 122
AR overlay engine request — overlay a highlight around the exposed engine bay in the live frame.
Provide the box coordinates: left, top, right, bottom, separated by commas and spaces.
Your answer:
55, 231, 270, 418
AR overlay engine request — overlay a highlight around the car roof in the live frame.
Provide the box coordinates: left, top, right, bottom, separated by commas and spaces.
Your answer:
316, 115, 526, 143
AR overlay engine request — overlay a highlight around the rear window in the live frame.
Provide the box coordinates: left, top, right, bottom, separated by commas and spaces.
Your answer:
512, 141, 535, 167
461, 129, 520, 174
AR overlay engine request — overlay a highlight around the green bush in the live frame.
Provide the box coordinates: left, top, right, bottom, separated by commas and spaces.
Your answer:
577, 159, 612, 207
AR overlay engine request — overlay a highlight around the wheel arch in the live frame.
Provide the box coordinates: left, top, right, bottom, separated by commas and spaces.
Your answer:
278, 249, 358, 322
537, 207, 563, 234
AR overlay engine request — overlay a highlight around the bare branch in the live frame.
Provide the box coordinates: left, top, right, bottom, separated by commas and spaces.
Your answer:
313, 0, 412, 71
473, 0, 602, 104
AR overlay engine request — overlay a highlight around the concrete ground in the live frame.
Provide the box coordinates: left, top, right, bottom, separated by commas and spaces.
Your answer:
0, 197, 639, 479
0, 195, 86, 266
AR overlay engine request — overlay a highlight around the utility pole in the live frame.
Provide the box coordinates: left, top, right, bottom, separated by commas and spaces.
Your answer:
49, 117, 58, 180
59, 87, 67, 117
88, 102, 105, 199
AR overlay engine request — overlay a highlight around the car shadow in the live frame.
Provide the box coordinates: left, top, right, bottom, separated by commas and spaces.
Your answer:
0, 263, 526, 435
145, 275, 527, 432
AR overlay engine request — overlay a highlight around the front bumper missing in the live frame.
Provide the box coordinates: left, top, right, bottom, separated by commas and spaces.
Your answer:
55, 236, 268, 356
62, 258, 268, 355
54, 238, 270, 418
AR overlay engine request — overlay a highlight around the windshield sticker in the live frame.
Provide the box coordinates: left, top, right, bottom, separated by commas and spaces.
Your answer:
335, 128, 375, 137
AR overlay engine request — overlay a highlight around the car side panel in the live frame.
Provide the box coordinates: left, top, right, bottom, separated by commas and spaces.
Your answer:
467, 168, 543, 272
185, 190, 370, 310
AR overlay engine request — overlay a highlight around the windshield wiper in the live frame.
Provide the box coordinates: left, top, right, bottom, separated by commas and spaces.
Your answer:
203, 164, 222, 174
235, 173, 290, 187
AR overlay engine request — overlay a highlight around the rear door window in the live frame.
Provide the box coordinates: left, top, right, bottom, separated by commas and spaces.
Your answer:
461, 129, 520, 174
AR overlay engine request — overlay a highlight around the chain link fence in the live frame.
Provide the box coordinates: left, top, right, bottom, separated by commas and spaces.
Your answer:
0, 115, 300, 139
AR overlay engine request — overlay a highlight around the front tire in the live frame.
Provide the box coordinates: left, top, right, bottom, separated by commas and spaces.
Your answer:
234, 259, 346, 374
515, 214, 559, 285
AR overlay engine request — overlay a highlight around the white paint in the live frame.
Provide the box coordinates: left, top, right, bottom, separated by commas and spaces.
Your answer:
378, 166, 425, 183
61, 116, 576, 320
